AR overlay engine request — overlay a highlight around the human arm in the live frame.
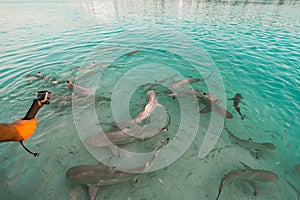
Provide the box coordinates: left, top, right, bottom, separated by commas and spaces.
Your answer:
0, 118, 38, 142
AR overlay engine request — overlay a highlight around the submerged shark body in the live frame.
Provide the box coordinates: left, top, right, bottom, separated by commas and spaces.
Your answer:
224, 126, 276, 159
216, 162, 278, 200
117, 90, 165, 126
71, 62, 96, 71
134, 90, 165, 124
67, 165, 137, 200
127, 47, 143, 56
198, 93, 233, 119
85, 114, 170, 156
166, 73, 212, 89
140, 74, 177, 90
66, 151, 158, 200
67, 81, 95, 96
167, 90, 233, 119
71, 62, 120, 71
228, 93, 245, 120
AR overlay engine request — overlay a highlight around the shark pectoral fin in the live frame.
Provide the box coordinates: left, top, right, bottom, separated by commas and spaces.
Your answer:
250, 181, 259, 196
249, 149, 261, 159
200, 107, 211, 113
240, 162, 253, 170
88, 186, 100, 200
109, 145, 119, 157
255, 151, 260, 159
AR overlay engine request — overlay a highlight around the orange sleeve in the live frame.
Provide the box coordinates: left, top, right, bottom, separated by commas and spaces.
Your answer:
12, 118, 38, 140
0, 118, 38, 142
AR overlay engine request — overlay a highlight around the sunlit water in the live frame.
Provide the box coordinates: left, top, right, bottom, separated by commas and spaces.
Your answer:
0, 0, 299, 200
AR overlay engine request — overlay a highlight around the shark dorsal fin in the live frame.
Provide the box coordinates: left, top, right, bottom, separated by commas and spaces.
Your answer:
88, 185, 100, 200
240, 161, 253, 170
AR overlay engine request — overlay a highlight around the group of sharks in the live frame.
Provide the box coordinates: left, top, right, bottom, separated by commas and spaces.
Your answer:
85, 89, 169, 157
64, 68, 284, 200
65, 70, 242, 200
29, 61, 298, 199
68, 87, 171, 200
214, 100, 299, 199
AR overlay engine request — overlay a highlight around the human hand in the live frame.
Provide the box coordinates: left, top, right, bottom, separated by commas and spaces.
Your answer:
12, 118, 38, 140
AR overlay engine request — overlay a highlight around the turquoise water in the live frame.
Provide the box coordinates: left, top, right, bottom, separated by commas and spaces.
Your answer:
0, 0, 299, 200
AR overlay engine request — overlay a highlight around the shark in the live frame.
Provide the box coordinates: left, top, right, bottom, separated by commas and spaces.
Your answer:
224, 125, 276, 159
216, 162, 278, 200
71, 62, 121, 70
167, 90, 233, 119
67, 81, 95, 97
116, 90, 165, 126
140, 74, 178, 90
51, 93, 110, 111
198, 92, 233, 119
85, 113, 170, 156
166, 72, 212, 89
133, 90, 165, 124
66, 149, 159, 200
71, 62, 97, 70
127, 47, 143, 56
228, 93, 246, 120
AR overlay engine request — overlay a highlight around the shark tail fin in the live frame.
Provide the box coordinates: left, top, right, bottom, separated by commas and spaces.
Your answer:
240, 161, 253, 170
216, 178, 225, 200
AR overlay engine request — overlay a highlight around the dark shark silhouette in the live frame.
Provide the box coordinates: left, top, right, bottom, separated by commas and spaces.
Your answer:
228, 93, 245, 119
66, 150, 159, 200
216, 162, 278, 200
224, 125, 276, 159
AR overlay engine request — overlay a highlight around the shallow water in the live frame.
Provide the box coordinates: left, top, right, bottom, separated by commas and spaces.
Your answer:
0, 0, 299, 200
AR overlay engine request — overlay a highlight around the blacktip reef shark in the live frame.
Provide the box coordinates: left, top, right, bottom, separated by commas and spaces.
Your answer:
71, 62, 97, 70
66, 148, 160, 200
228, 93, 246, 120
198, 92, 233, 119
140, 74, 178, 90
216, 162, 278, 200
167, 89, 233, 119
23, 71, 48, 79
116, 90, 166, 126
24, 71, 64, 84
127, 47, 143, 56
166, 72, 212, 89
51, 93, 110, 111
224, 125, 276, 159
85, 113, 170, 156
134, 90, 165, 124
67, 81, 95, 96
71, 62, 121, 70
